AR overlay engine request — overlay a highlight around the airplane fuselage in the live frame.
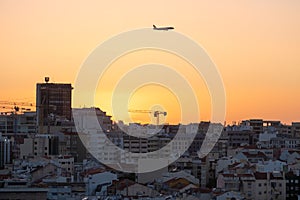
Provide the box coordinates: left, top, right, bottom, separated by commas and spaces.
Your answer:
153, 25, 174, 31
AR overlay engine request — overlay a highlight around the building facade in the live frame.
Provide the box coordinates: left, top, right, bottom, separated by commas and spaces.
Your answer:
0, 134, 11, 169
36, 78, 72, 133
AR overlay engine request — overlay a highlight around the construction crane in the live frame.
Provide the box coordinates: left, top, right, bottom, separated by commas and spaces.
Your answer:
128, 109, 167, 125
0, 100, 35, 114
0, 100, 35, 107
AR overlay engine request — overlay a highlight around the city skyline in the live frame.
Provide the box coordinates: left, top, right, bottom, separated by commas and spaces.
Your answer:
1, 2, 300, 199
1, 0, 300, 124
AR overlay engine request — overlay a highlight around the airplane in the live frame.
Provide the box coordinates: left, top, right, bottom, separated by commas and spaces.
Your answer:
153, 24, 174, 31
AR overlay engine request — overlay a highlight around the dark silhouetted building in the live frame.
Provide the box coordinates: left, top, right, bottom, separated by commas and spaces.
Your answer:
36, 77, 72, 133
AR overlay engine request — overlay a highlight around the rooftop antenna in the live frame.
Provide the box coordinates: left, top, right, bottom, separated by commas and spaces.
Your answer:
45, 77, 50, 83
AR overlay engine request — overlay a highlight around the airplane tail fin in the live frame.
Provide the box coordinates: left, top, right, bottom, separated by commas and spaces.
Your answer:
153, 25, 156, 28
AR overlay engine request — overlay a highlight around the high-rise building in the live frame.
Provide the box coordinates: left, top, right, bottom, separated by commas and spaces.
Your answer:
20, 134, 59, 158
292, 122, 300, 137
36, 77, 73, 133
0, 112, 36, 134
0, 133, 11, 169
286, 170, 300, 199
0, 114, 13, 133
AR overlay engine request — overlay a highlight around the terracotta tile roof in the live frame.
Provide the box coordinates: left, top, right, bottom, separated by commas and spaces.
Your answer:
238, 174, 254, 178
82, 168, 105, 176
187, 187, 212, 193
228, 162, 241, 168
164, 178, 192, 190
222, 173, 234, 177
254, 172, 268, 180
111, 179, 135, 190
242, 151, 267, 159
287, 150, 300, 154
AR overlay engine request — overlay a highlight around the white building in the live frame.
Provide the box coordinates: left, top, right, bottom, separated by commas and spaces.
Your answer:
215, 156, 239, 176
258, 132, 277, 148
72, 107, 113, 132
84, 171, 117, 196
256, 160, 286, 173
215, 191, 244, 200
20, 137, 33, 159
253, 172, 286, 200
57, 155, 74, 175
19, 134, 60, 158
280, 149, 300, 164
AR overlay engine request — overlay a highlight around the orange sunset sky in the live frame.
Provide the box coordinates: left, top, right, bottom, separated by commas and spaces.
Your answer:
0, 0, 299, 124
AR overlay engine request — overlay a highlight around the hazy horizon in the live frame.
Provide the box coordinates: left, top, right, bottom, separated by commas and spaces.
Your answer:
1, 0, 299, 124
